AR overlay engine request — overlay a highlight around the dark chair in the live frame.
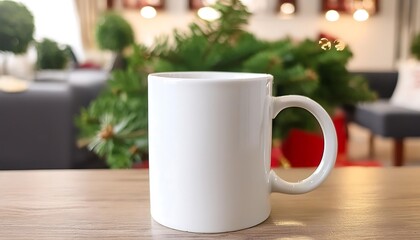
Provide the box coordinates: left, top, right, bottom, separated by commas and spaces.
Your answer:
0, 69, 108, 169
351, 71, 420, 166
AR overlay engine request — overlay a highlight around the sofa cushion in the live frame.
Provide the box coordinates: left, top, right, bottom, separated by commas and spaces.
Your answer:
354, 100, 420, 138
390, 61, 420, 111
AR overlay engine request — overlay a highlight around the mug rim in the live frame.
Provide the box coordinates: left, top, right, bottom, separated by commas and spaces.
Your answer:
149, 71, 272, 82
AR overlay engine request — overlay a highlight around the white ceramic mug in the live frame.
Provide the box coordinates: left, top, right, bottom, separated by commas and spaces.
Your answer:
148, 72, 337, 233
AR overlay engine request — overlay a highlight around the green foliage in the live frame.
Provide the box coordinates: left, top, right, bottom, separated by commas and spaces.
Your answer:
411, 33, 420, 61
152, 0, 251, 71
0, 0, 34, 54
95, 12, 134, 52
36, 38, 69, 70
76, 45, 149, 168
77, 0, 376, 168
245, 39, 376, 136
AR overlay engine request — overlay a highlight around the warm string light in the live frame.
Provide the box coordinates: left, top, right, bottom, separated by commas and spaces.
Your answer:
138, 0, 372, 22
197, 6, 220, 21
194, 0, 370, 22
323, 0, 375, 22
280, 2, 295, 15
140, 6, 157, 19
193, 0, 221, 21
325, 10, 340, 22
353, 8, 369, 21
277, 0, 297, 18
196, 0, 296, 19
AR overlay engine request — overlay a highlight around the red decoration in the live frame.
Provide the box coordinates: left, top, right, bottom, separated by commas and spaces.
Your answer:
133, 160, 149, 169
319, 32, 338, 42
276, 111, 382, 168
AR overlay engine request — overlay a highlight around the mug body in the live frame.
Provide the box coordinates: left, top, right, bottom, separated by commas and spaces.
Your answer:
148, 72, 273, 233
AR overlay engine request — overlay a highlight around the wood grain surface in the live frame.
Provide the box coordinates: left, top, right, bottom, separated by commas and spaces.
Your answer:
1, 168, 420, 239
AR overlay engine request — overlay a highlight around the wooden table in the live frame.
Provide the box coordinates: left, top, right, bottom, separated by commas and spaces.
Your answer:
1, 168, 420, 239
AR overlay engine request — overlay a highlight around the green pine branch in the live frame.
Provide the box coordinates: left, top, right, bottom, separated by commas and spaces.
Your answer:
76, 0, 376, 168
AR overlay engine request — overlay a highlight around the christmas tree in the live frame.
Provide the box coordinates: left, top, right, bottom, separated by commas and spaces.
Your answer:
76, 0, 375, 168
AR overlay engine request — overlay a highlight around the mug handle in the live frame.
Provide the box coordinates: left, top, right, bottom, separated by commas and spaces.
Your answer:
269, 95, 337, 194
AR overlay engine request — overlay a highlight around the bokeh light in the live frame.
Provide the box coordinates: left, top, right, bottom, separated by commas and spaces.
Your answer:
325, 10, 340, 22
353, 9, 369, 21
280, 3, 295, 15
140, 6, 157, 19
197, 7, 221, 21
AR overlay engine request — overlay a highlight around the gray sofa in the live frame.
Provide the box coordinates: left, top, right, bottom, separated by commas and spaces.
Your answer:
0, 70, 108, 170
352, 71, 420, 166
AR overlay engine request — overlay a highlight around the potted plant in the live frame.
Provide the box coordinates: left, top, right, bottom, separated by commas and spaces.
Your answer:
0, 0, 34, 77
76, 0, 375, 168
34, 38, 71, 81
95, 12, 134, 70
36, 38, 69, 70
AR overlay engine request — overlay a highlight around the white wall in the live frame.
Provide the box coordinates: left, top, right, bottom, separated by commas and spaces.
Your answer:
121, 0, 398, 71
0, 0, 84, 79
16, 0, 84, 60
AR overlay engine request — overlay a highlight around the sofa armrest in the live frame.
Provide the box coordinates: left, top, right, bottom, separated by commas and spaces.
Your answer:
0, 83, 73, 169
